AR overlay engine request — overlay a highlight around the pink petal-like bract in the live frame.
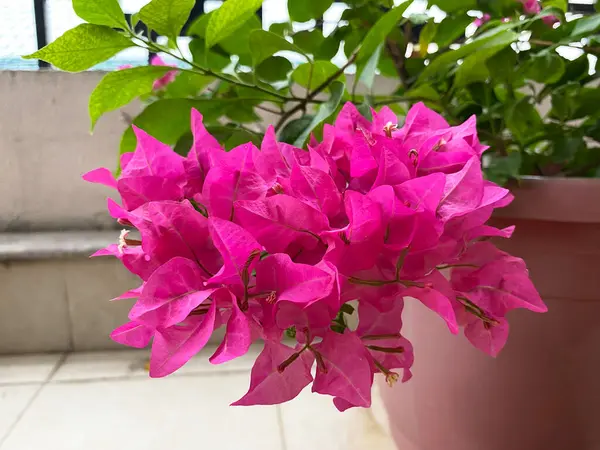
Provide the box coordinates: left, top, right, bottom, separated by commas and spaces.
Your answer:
233, 341, 314, 406
256, 253, 334, 306
150, 301, 218, 377
312, 331, 373, 409
210, 295, 252, 364
129, 257, 214, 328
110, 321, 153, 348
208, 217, 263, 287
464, 317, 510, 357
235, 195, 328, 253
82, 167, 117, 189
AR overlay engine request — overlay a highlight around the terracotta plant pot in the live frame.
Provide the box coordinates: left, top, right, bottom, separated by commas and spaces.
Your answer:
379, 177, 600, 450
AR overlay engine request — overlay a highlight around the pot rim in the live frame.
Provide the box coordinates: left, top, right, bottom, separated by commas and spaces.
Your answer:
493, 176, 600, 224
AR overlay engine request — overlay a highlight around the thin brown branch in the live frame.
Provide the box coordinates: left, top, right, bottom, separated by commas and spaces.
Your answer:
274, 51, 359, 133
385, 22, 411, 87
255, 104, 282, 115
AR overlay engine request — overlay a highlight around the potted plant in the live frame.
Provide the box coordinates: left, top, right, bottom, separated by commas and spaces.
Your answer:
24, 0, 599, 448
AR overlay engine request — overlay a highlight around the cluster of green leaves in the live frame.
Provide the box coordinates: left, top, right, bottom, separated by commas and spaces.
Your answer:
23, 0, 600, 181
416, 0, 600, 182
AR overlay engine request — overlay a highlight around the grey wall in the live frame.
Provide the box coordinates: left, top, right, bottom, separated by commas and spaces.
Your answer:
0, 71, 402, 232
0, 71, 132, 231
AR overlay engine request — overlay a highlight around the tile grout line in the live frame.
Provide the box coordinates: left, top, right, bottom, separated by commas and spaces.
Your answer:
0, 353, 67, 449
0, 364, 255, 388
275, 405, 289, 450
62, 268, 75, 352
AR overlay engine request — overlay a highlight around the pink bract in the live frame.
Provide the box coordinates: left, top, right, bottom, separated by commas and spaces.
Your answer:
150, 55, 178, 90
84, 101, 546, 411
473, 13, 491, 27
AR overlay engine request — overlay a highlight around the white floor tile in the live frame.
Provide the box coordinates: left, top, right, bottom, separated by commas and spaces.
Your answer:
279, 384, 396, 450
1, 373, 282, 450
0, 385, 40, 442
52, 345, 261, 382
0, 354, 62, 385
51, 349, 150, 381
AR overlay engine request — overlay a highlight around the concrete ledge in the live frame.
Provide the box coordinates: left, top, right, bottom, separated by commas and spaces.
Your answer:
0, 230, 227, 354
0, 230, 117, 261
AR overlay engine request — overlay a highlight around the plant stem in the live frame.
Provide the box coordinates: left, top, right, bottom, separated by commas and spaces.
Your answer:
275, 50, 359, 132
255, 104, 283, 115
529, 38, 600, 56
436, 263, 478, 270
131, 35, 297, 103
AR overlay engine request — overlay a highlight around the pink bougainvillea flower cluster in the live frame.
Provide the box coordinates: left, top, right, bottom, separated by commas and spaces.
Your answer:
519, 0, 559, 26
83, 102, 546, 411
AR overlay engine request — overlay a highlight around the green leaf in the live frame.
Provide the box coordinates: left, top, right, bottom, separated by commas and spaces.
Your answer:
270, 22, 293, 37
506, 98, 544, 144
187, 9, 211, 37
218, 15, 262, 57
118, 124, 136, 158
433, 15, 472, 48
357, 43, 383, 92
72, 0, 128, 29
130, 12, 141, 29
571, 15, 600, 38
551, 133, 586, 163
225, 102, 260, 123
222, 129, 263, 150
344, 28, 365, 58
419, 21, 437, 56
485, 46, 517, 83
173, 132, 193, 157
550, 82, 580, 120
573, 87, 600, 119
205, 0, 263, 48
288, 0, 334, 22
135, 99, 218, 145
525, 51, 565, 84
454, 36, 516, 87
256, 56, 293, 82
206, 125, 262, 149
356, 103, 373, 120
189, 38, 230, 71
356, 2, 411, 65
22, 24, 133, 72
419, 28, 518, 81
430, 0, 477, 13
139, 0, 195, 40
317, 30, 344, 61
485, 152, 522, 185
293, 30, 325, 55
404, 84, 441, 102
279, 116, 315, 144
190, 12, 261, 61
89, 66, 175, 130
164, 71, 213, 98
249, 30, 308, 67
541, 0, 567, 12
293, 80, 345, 147
292, 61, 343, 91
119, 97, 244, 166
